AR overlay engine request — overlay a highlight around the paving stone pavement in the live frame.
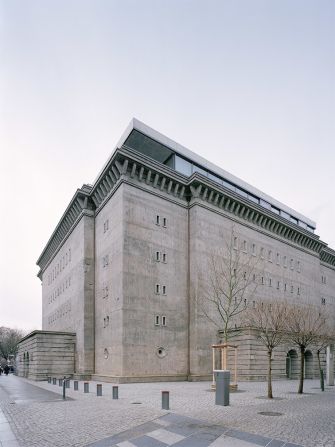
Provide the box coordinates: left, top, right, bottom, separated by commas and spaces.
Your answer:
0, 375, 334, 447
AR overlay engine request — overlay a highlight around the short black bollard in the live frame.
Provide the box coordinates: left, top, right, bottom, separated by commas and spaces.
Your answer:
62, 379, 66, 400
53, 378, 56, 385
162, 391, 169, 410
59, 379, 63, 387
112, 386, 118, 399
97, 384, 102, 396
74, 380, 78, 391
66, 379, 70, 388
84, 382, 89, 393
47, 377, 51, 384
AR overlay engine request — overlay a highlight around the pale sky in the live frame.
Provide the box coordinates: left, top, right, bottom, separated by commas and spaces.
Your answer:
1, 0, 334, 332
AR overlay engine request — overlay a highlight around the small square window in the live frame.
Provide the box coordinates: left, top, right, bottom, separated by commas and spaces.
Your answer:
162, 316, 166, 326
155, 315, 160, 325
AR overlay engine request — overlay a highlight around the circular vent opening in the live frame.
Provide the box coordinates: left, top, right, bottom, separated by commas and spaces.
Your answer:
156, 347, 167, 358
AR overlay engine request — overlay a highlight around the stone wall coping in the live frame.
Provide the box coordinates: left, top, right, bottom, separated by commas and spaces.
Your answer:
19, 330, 76, 344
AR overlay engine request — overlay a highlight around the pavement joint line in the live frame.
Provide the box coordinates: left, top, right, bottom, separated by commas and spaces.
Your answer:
1, 376, 333, 446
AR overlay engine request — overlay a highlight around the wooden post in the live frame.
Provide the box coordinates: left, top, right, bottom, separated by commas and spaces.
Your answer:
212, 347, 216, 387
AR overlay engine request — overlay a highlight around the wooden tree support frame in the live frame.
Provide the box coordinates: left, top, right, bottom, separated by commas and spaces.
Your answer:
211, 343, 238, 391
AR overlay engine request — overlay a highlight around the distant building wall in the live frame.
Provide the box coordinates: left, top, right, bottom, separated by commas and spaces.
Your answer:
17, 331, 75, 381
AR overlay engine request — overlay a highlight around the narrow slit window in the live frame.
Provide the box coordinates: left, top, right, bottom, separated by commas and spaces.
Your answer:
155, 284, 160, 294
156, 215, 160, 226
163, 217, 167, 227
162, 316, 166, 326
162, 253, 167, 263
162, 285, 166, 295
156, 251, 160, 262
155, 315, 160, 325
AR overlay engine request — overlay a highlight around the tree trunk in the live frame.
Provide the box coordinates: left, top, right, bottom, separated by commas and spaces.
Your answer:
298, 345, 305, 394
267, 350, 273, 399
317, 350, 324, 391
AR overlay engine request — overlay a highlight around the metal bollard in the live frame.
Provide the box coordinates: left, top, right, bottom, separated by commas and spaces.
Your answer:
53, 378, 56, 385
97, 384, 102, 396
84, 382, 89, 393
62, 379, 66, 400
66, 379, 70, 388
112, 385, 118, 399
74, 380, 78, 391
214, 370, 230, 406
47, 377, 51, 383
59, 379, 63, 387
162, 391, 169, 410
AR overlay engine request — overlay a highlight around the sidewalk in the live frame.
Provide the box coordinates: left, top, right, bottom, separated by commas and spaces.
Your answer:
1, 375, 334, 447
0, 407, 19, 447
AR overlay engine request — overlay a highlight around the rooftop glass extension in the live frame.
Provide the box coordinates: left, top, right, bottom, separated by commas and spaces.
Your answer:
124, 129, 315, 233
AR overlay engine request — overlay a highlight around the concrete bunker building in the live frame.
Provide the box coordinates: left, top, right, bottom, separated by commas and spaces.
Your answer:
17, 119, 335, 382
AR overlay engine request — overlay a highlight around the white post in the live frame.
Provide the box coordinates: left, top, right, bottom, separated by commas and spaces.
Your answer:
326, 344, 334, 386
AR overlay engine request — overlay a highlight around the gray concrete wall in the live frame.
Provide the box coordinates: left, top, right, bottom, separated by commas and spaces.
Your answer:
17, 331, 75, 380
94, 187, 124, 377
41, 214, 95, 375
120, 183, 189, 380
188, 199, 326, 380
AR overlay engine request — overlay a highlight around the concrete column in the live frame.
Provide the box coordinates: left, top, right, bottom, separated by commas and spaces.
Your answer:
326, 344, 334, 386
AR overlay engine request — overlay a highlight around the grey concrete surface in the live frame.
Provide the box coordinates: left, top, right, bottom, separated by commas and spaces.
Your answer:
0, 375, 334, 447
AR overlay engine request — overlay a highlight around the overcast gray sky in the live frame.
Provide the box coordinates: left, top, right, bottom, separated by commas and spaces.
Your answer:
1, 0, 334, 332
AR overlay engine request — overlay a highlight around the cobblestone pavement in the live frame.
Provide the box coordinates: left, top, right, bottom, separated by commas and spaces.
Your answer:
0, 375, 334, 447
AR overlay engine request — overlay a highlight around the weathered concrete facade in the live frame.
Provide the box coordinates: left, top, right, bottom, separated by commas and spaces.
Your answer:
16, 331, 75, 380
29, 119, 335, 382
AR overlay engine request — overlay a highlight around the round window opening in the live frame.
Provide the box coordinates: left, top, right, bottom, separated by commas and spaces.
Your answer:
156, 347, 167, 359
104, 348, 109, 359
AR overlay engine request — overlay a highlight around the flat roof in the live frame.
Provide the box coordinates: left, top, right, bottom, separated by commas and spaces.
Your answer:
95, 118, 316, 229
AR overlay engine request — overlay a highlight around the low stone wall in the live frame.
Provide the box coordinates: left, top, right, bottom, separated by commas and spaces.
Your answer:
16, 330, 76, 381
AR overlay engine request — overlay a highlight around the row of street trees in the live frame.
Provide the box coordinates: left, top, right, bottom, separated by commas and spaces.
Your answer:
0, 327, 25, 367
200, 230, 334, 398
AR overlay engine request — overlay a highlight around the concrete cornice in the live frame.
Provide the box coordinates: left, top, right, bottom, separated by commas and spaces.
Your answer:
320, 247, 335, 268
36, 185, 94, 274
19, 330, 76, 344
36, 147, 332, 278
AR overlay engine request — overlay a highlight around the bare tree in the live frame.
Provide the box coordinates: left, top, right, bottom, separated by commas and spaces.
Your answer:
313, 319, 335, 391
244, 299, 288, 398
199, 229, 259, 343
0, 327, 25, 362
285, 304, 326, 394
